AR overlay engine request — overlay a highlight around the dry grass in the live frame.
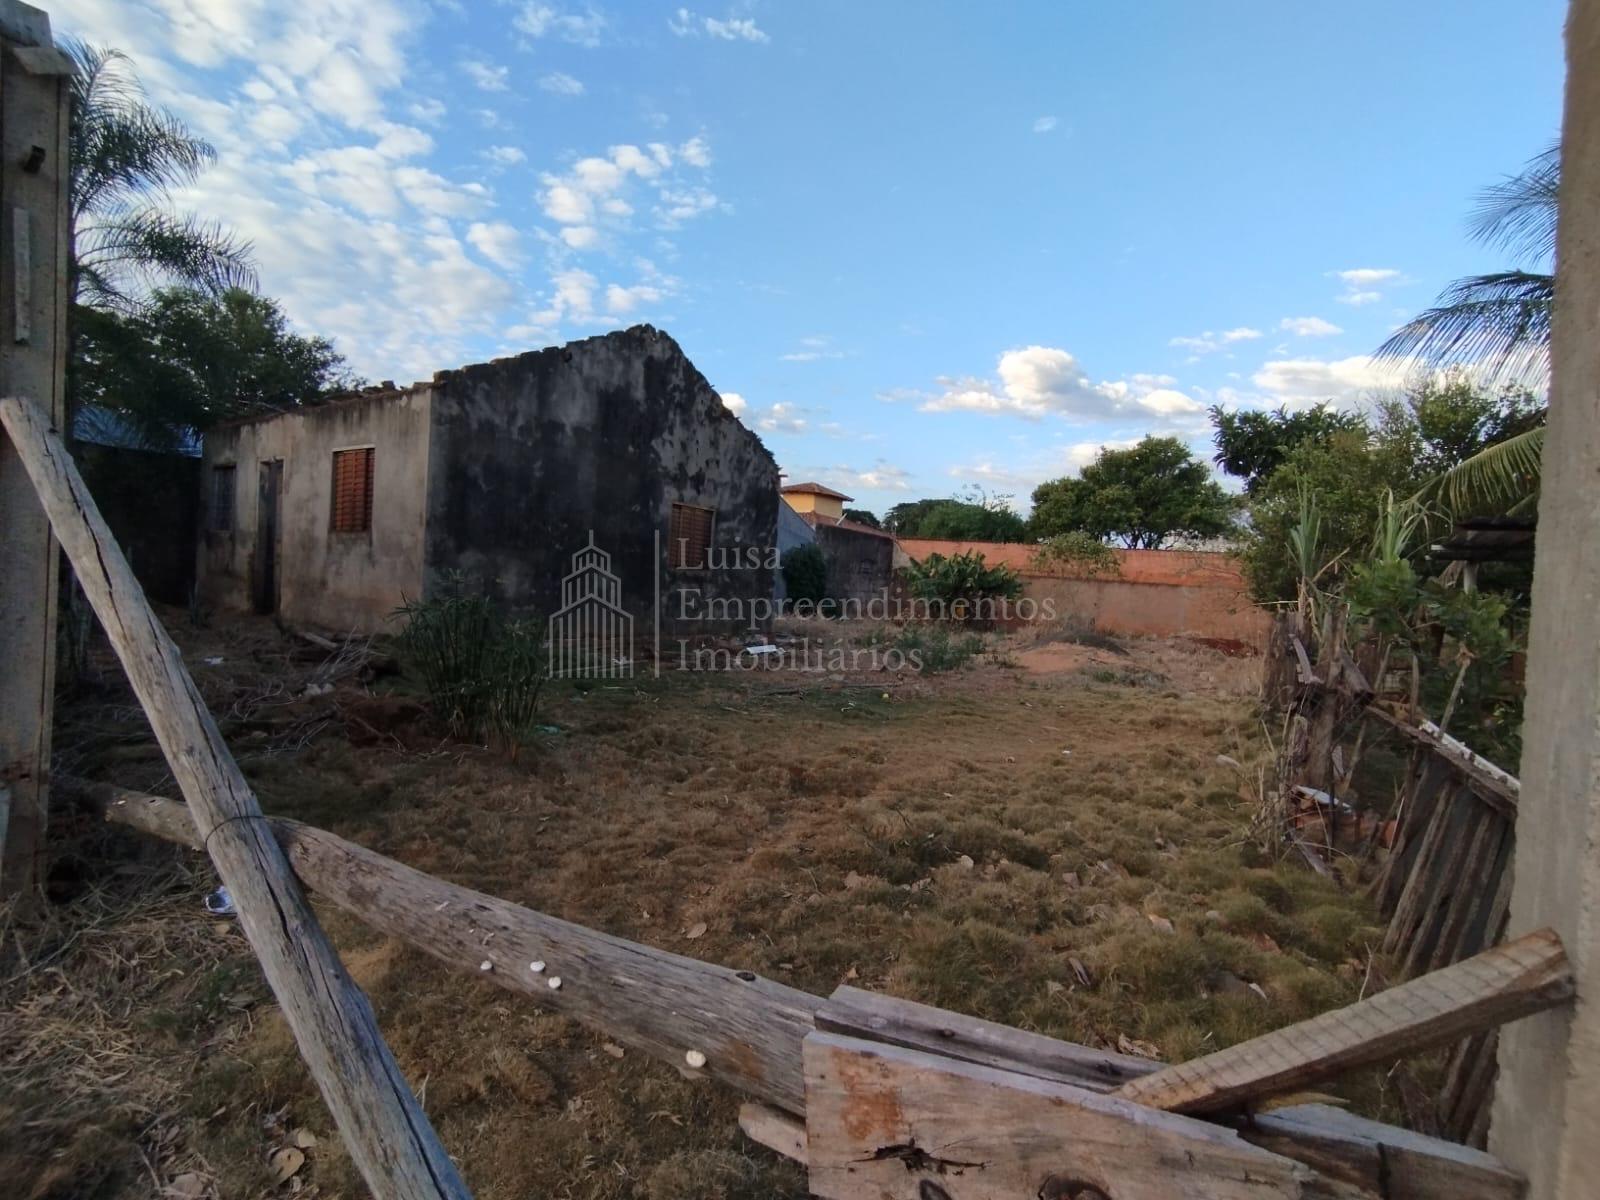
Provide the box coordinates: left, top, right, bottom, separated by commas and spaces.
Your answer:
4, 613, 1398, 1199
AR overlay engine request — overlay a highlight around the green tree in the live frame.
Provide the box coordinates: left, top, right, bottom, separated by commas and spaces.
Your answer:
75, 287, 358, 442
885, 489, 1028, 541
1209, 403, 1368, 493
843, 507, 881, 528
68, 42, 255, 310
780, 543, 828, 605
1030, 437, 1235, 550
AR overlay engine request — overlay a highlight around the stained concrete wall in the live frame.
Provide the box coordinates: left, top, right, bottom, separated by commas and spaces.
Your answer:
197, 388, 432, 632
813, 524, 895, 605
1490, 3, 1600, 1190
895, 539, 1269, 646
423, 326, 779, 637
774, 501, 815, 603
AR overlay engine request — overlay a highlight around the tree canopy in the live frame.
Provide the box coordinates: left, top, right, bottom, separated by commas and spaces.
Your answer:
884, 490, 1029, 541
1029, 436, 1235, 550
1210, 403, 1367, 493
843, 507, 881, 528
75, 287, 359, 444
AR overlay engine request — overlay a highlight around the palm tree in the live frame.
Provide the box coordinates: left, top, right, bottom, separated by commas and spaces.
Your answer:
1377, 144, 1556, 515
66, 42, 256, 311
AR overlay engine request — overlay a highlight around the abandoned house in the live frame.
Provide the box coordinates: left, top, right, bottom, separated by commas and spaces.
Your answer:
197, 326, 779, 638
778, 481, 896, 604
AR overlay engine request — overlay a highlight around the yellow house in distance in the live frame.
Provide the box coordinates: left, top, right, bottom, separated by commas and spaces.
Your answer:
779, 481, 851, 521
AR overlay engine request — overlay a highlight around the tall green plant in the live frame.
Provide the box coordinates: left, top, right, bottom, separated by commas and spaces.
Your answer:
394, 575, 547, 755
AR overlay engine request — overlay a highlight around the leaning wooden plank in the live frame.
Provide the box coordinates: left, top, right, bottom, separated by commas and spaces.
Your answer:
0, 397, 470, 1200
738, 1102, 807, 1165
1115, 928, 1572, 1115
68, 775, 820, 1115
79, 779, 1529, 1199
803, 1031, 1315, 1200
1365, 704, 1518, 816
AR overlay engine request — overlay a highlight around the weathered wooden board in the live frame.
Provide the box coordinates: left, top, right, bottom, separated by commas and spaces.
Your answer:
71, 776, 819, 1114
817, 984, 1156, 1093
804, 1031, 1315, 1199
1115, 929, 1571, 1115
738, 1102, 808, 1166
1, 398, 469, 1200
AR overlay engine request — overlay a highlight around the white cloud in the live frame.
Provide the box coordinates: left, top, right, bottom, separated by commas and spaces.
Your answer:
466, 221, 523, 268
670, 8, 770, 42
604, 282, 663, 315
793, 461, 912, 493
484, 145, 527, 165
408, 97, 446, 124
1032, 115, 1058, 134
539, 72, 585, 96
1279, 316, 1343, 337
1064, 438, 1141, 474
756, 402, 811, 434
539, 139, 716, 243
1331, 267, 1406, 306
463, 60, 510, 92
1251, 355, 1409, 410
1169, 327, 1263, 354
915, 346, 1204, 423
515, 3, 607, 46
780, 335, 843, 362
720, 391, 749, 416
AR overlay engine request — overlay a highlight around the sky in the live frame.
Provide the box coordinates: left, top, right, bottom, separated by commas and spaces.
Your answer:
52, 0, 1568, 517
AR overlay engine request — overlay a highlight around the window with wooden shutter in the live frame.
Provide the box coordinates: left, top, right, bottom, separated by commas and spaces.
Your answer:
208, 464, 236, 532
669, 502, 714, 569
330, 447, 375, 533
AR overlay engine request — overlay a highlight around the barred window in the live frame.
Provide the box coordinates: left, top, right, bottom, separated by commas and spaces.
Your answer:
330, 447, 375, 533
669, 502, 714, 569
208, 465, 236, 532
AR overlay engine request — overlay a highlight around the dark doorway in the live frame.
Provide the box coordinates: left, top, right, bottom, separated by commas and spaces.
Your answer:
252, 459, 283, 614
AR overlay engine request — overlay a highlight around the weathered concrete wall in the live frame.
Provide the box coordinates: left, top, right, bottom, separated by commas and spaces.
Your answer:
197, 389, 432, 632
774, 501, 815, 602
813, 524, 895, 605
896, 539, 1269, 646
424, 326, 779, 638
1491, 3, 1600, 1191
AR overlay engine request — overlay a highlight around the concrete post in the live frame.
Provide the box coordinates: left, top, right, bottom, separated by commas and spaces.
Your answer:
0, 1, 72, 898
1489, 2, 1600, 1193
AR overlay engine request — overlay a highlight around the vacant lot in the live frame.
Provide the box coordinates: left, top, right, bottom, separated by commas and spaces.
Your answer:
3, 614, 1394, 1200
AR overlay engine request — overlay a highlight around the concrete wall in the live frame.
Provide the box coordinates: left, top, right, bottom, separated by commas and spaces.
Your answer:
774, 501, 815, 602
814, 523, 895, 605
896, 538, 1269, 646
424, 326, 779, 636
197, 388, 433, 632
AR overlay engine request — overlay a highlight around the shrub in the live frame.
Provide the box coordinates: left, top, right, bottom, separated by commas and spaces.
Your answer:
781, 543, 828, 606
903, 550, 1022, 623
1032, 532, 1121, 578
894, 624, 985, 674
393, 575, 547, 756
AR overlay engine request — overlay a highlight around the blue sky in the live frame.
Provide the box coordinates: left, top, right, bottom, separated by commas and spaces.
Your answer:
56, 0, 1566, 516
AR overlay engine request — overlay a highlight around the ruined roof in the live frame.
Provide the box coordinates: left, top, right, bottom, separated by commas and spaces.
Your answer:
797, 510, 894, 539
780, 481, 853, 500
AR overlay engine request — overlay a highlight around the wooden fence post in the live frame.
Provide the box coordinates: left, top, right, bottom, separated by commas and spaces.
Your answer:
1490, 2, 1600, 1193
0, 1, 70, 898
0, 396, 471, 1200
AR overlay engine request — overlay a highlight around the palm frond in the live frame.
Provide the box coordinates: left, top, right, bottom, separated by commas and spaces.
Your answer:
1374, 271, 1552, 384
76, 208, 256, 302
65, 40, 216, 221
1412, 426, 1545, 516
1468, 142, 1560, 268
